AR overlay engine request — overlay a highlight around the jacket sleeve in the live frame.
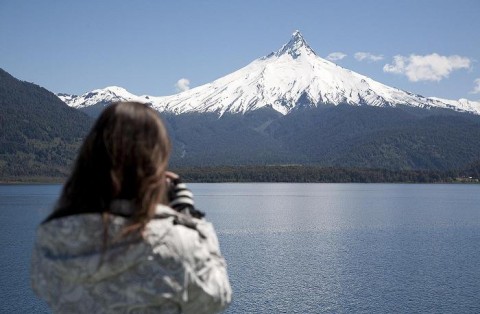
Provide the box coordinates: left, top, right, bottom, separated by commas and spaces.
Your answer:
173, 219, 232, 314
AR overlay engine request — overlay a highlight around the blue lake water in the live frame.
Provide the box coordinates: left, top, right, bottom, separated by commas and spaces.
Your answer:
1, 183, 479, 313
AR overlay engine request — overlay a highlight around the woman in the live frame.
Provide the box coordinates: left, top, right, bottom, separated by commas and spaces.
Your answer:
31, 102, 231, 313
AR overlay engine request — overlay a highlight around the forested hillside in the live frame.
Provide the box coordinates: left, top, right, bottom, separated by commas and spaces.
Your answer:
164, 105, 480, 171
0, 68, 93, 180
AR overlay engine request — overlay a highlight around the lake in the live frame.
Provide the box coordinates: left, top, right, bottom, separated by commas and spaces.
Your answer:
1, 183, 479, 313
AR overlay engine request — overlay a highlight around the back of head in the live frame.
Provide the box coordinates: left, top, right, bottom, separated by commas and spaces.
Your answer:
46, 102, 171, 229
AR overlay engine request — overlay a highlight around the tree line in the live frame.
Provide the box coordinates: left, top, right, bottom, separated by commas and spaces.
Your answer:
172, 165, 479, 183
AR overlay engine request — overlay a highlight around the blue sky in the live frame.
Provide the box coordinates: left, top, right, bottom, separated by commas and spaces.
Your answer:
1, 0, 479, 100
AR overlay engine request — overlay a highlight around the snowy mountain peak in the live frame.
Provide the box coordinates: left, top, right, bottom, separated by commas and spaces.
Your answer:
59, 32, 480, 116
275, 30, 316, 58
58, 85, 146, 109
101, 86, 129, 93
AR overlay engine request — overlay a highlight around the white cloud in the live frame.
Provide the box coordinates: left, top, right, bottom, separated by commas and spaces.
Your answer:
383, 53, 471, 82
326, 52, 347, 61
471, 78, 480, 94
175, 78, 190, 92
354, 52, 383, 62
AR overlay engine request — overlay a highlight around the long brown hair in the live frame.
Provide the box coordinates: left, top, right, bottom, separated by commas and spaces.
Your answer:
45, 102, 171, 233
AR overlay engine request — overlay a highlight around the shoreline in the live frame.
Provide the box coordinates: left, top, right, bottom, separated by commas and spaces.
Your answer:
1, 165, 478, 185
0, 177, 66, 184
1, 179, 478, 185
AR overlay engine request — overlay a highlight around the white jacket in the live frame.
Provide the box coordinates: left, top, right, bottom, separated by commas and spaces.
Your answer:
31, 203, 231, 313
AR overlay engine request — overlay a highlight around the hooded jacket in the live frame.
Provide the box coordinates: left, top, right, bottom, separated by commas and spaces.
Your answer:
31, 202, 231, 313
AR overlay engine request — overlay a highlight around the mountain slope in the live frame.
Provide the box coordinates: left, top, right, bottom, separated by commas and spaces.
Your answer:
0, 68, 93, 179
59, 31, 480, 116
267, 105, 480, 170
163, 105, 480, 171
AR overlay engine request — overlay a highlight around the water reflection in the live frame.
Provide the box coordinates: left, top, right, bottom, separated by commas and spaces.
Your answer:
1, 183, 479, 313
192, 183, 480, 313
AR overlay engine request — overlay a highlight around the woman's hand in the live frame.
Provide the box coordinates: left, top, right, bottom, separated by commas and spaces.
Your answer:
165, 171, 180, 183
166, 172, 205, 218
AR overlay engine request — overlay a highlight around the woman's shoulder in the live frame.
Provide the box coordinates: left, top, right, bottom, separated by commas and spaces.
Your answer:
36, 213, 105, 254
144, 205, 222, 261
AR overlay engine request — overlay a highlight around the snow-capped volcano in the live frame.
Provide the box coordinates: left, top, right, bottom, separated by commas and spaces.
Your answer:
59, 31, 480, 116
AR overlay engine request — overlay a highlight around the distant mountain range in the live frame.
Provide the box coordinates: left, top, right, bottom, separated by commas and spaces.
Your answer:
1, 32, 480, 179
59, 31, 480, 117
